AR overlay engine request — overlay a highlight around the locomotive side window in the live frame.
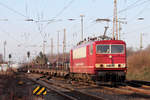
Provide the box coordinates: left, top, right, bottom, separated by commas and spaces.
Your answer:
90, 45, 93, 55
73, 47, 86, 59
111, 45, 124, 53
96, 45, 110, 54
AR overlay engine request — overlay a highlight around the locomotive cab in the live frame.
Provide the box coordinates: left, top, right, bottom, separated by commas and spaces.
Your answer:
94, 40, 127, 82
70, 39, 127, 82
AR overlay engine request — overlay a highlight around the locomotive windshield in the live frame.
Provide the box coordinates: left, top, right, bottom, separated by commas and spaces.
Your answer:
111, 45, 124, 53
96, 45, 110, 53
96, 44, 124, 54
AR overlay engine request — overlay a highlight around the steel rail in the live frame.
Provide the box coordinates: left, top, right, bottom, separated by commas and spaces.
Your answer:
28, 77, 77, 100
42, 79, 105, 100
120, 86, 150, 95
27, 74, 105, 100
27, 73, 150, 97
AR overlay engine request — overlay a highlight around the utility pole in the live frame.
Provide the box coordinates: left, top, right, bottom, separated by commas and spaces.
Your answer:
140, 33, 143, 50
57, 31, 60, 66
3, 41, 6, 63
80, 14, 84, 41
137, 18, 144, 50
119, 21, 121, 40
118, 19, 127, 40
63, 28, 66, 63
51, 38, 53, 58
43, 40, 46, 55
113, 0, 118, 40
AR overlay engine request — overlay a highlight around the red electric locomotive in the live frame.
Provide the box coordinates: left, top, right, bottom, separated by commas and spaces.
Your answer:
70, 39, 127, 82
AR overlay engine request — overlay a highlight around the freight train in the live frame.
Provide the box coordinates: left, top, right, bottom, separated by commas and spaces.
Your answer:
23, 37, 127, 82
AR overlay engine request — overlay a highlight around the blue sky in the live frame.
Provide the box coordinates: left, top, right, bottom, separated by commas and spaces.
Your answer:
0, 0, 150, 62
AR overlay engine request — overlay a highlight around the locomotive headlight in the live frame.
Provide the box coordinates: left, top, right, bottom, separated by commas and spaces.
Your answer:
122, 64, 126, 68
109, 55, 112, 58
95, 64, 100, 68
95, 64, 104, 68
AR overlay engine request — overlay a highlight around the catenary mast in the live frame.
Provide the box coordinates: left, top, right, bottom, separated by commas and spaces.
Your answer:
113, 0, 118, 40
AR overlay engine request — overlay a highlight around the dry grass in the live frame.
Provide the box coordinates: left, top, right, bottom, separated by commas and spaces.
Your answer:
127, 46, 150, 81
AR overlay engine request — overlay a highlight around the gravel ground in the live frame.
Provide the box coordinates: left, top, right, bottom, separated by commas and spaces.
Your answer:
0, 72, 70, 100
23, 73, 150, 100
83, 89, 150, 100
45, 77, 150, 100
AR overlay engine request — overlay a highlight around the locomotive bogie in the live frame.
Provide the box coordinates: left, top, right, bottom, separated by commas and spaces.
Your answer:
96, 71, 126, 82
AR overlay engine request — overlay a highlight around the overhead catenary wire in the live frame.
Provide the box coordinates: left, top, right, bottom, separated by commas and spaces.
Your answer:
0, 28, 31, 59
121, 0, 150, 37
0, 28, 21, 43
127, 1, 150, 23
0, 1, 28, 18
43, 0, 75, 29
126, 24, 150, 34
53, 0, 75, 19
1, 1, 150, 50
118, 0, 150, 14
31, 0, 75, 45
25, 0, 29, 18
118, 0, 141, 14
72, 0, 150, 37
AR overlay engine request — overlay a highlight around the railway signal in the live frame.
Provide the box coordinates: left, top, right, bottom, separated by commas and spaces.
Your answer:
8, 54, 12, 59
27, 51, 30, 67
8, 54, 12, 67
27, 51, 30, 59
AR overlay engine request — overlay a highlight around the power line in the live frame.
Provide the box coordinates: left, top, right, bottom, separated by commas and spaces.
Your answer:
118, 0, 150, 14
118, 0, 141, 14
126, 24, 150, 34
44, 0, 75, 29
25, 0, 29, 18
0, 28, 20, 43
0, 27, 35, 51
76, 0, 150, 34
127, 1, 150, 23
54, 0, 75, 19
0, 1, 28, 18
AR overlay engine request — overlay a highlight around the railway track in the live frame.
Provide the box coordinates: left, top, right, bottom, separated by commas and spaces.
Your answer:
96, 81, 150, 96
26, 73, 150, 100
125, 80, 150, 89
119, 80, 150, 95
130, 80, 150, 86
27, 74, 105, 100
66, 79, 150, 96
